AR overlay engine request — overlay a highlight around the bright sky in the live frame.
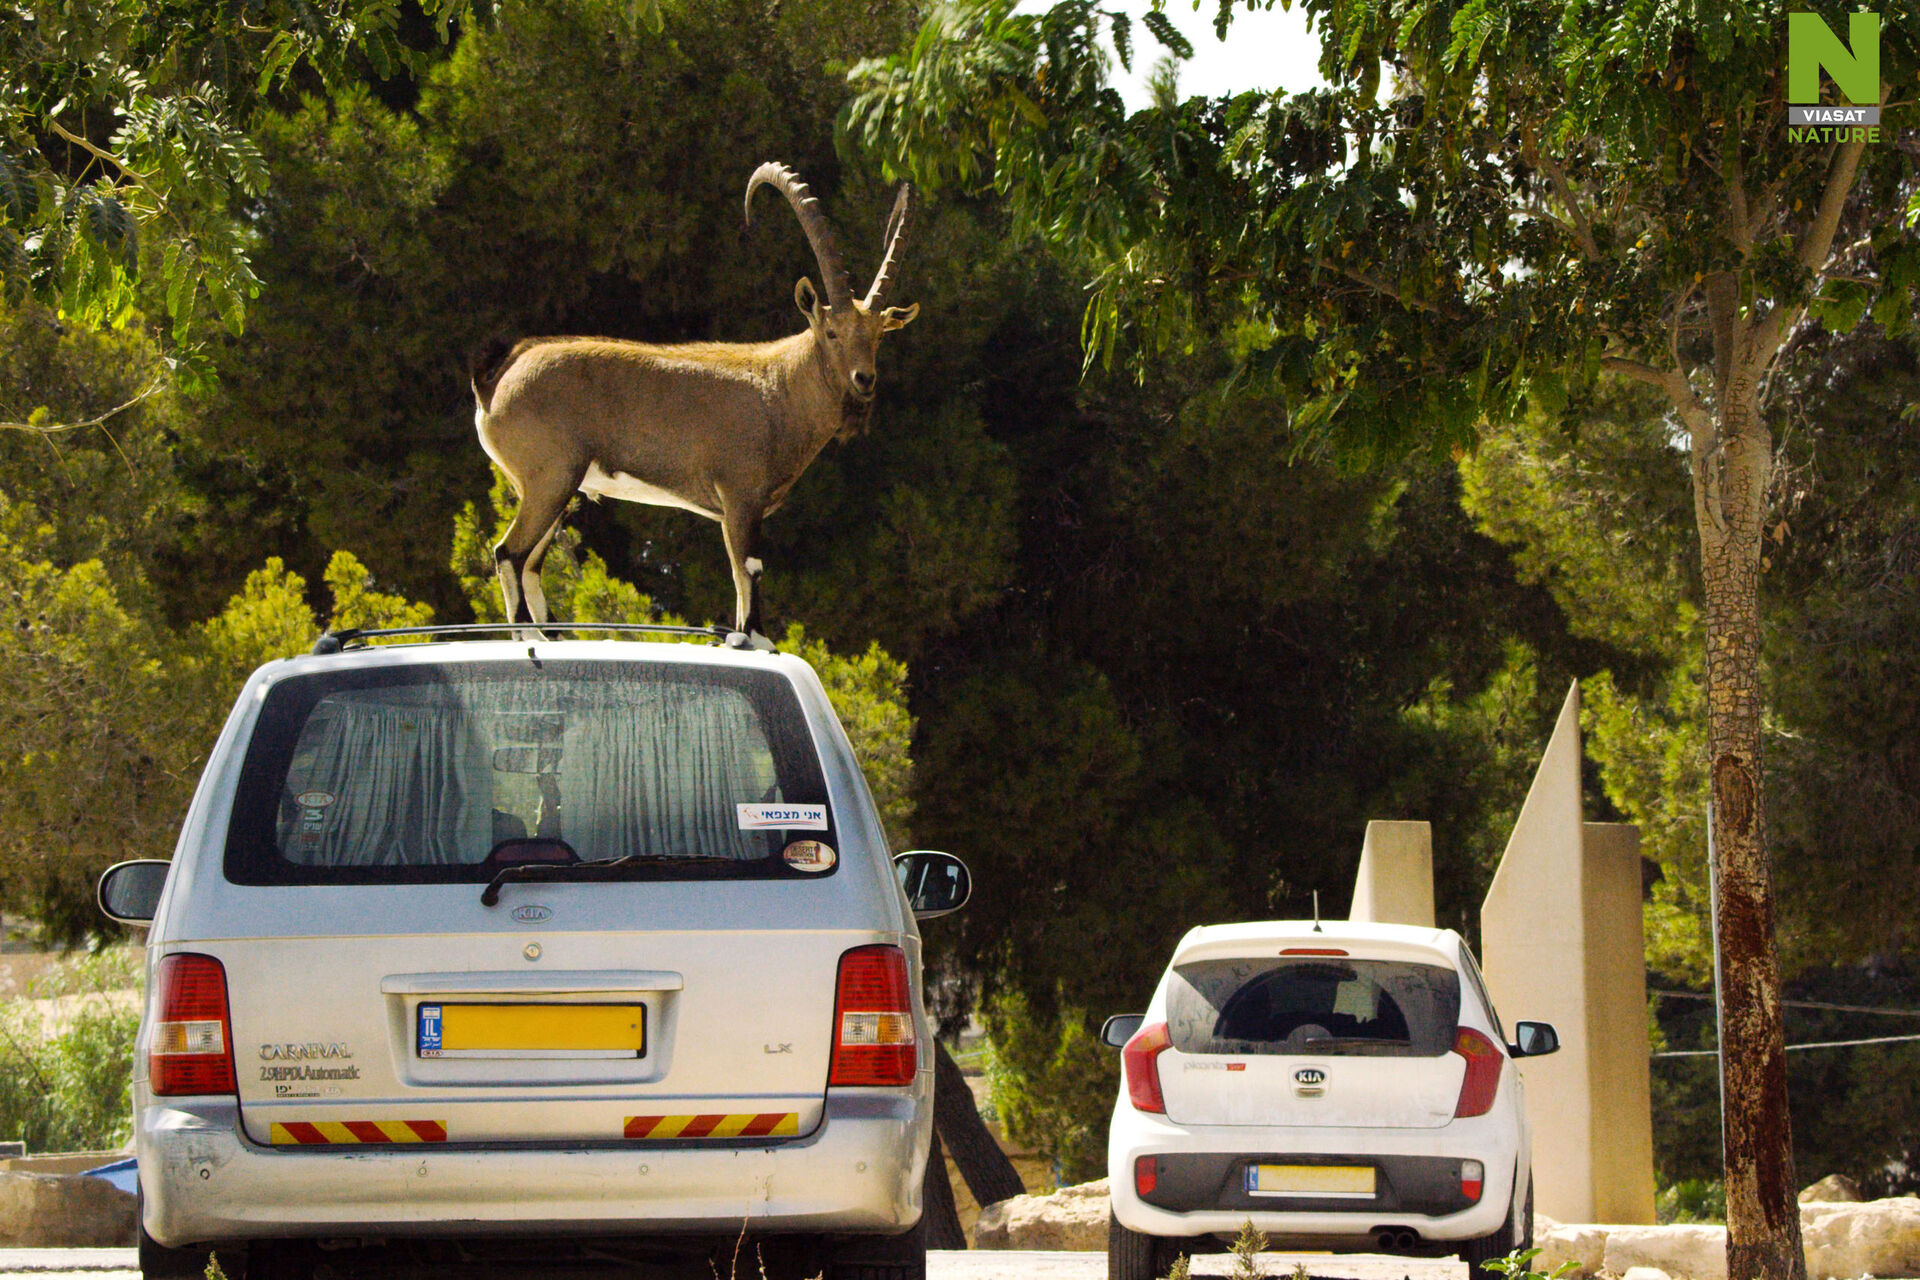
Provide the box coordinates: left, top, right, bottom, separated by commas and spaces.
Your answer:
1018, 0, 1329, 111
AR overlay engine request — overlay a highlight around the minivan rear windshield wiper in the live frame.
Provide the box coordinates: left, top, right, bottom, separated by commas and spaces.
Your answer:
480, 855, 738, 906
479, 855, 740, 905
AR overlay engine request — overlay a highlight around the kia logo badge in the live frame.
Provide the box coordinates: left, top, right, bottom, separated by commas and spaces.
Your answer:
511, 904, 553, 924
1294, 1067, 1326, 1094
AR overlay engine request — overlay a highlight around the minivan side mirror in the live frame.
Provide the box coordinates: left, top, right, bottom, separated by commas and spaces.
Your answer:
98, 860, 171, 925
1510, 1021, 1560, 1058
1101, 1014, 1145, 1048
893, 851, 971, 920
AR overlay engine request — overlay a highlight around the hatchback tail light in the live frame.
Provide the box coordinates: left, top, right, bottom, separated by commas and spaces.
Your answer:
828, 945, 916, 1087
1121, 1021, 1172, 1114
150, 954, 236, 1096
1451, 1027, 1503, 1119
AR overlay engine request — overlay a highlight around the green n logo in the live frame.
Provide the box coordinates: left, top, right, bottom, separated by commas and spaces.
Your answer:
1788, 12, 1881, 104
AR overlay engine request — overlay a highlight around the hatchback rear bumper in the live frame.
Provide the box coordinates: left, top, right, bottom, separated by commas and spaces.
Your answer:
139, 1091, 926, 1247
1108, 1110, 1517, 1244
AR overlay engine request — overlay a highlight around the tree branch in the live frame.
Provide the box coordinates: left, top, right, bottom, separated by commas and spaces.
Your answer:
1799, 126, 1870, 273
1326, 261, 1469, 322
1521, 127, 1602, 261
0, 380, 165, 436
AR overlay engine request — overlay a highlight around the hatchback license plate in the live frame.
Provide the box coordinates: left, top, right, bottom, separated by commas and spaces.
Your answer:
1246, 1164, 1376, 1198
417, 1003, 645, 1059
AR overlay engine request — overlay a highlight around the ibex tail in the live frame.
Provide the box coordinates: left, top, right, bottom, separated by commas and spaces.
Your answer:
469, 337, 525, 411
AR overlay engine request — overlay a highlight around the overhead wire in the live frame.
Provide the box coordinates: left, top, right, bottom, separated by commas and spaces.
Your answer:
1648, 989, 1920, 1058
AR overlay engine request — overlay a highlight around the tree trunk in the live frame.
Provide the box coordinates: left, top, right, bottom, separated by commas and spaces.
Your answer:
934, 1038, 1028, 1208
923, 1126, 969, 1250
1693, 381, 1804, 1280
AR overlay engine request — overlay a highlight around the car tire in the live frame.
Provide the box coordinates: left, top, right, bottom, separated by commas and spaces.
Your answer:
1109, 1209, 1181, 1280
137, 1223, 215, 1280
826, 1215, 928, 1280
1459, 1166, 1532, 1280
134, 1188, 218, 1280
239, 1239, 316, 1280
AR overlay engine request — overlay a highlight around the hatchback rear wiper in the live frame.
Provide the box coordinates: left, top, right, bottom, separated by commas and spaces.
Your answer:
481, 855, 737, 906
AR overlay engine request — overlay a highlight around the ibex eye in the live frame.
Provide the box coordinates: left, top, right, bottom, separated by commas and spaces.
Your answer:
825, 330, 837, 340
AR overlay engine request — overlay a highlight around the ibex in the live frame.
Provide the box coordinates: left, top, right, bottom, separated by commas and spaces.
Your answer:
470, 162, 918, 642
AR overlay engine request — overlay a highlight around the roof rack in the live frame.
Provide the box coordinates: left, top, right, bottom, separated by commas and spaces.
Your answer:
310, 622, 738, 655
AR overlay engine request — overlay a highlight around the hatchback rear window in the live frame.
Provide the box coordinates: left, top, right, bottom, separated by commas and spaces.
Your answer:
224, 660, 835, 884
1168, 957, 1460, 1057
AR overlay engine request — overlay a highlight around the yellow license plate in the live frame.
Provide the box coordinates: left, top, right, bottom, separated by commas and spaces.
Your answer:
417, 1003, 645, 1059
1248, 1164, 1376, 1197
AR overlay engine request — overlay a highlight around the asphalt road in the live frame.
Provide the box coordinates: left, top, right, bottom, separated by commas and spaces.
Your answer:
0, 1248, 1467, 1279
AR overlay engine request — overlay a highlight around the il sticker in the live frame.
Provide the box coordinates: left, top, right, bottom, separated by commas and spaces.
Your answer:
295, 791, 336, 809
737, 803, 829, 831
782, 841, 836, 873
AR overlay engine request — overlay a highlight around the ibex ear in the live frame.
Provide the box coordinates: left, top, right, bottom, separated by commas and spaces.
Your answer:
794, 278, 821, 325
881, 303, 920, 332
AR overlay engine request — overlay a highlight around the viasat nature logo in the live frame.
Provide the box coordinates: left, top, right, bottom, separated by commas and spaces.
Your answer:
1787, 12, 1883, 144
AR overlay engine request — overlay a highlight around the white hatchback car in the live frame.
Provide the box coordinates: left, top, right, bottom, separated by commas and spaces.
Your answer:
97, 626, 970, 1280
1101, 921, 1559, 1280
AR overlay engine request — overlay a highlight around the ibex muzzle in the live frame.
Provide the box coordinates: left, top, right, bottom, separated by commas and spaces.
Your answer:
471, 163, 918, 641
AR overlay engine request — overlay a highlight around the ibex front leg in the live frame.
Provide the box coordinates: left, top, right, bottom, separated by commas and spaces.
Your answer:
721, 500, 768, 646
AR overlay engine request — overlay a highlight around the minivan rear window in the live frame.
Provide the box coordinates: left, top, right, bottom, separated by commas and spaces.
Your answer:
224, 660, 836, 884
1168, 957, 1461, 1057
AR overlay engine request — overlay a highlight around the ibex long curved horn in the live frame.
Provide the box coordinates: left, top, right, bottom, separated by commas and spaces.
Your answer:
863, 184, 913, 309
745, 162, 852, 310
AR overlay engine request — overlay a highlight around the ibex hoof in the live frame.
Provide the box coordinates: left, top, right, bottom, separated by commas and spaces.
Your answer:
726, 630, 778, 652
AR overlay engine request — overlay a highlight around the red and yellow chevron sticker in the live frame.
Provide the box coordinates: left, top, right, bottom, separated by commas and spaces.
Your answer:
623, 1113, 799, 1140
269, 1120, 447, 1145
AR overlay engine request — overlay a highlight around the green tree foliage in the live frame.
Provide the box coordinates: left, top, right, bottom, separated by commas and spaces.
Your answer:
982, 988, 1112, 1184
0, 0, 488, 357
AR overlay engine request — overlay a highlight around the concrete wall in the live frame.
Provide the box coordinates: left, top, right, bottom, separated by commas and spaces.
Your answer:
1348, 821, 1435, 927
1481, 682, 1594, 1221
1478, 682, 1656, 1225
1581, 822, 1657, 1224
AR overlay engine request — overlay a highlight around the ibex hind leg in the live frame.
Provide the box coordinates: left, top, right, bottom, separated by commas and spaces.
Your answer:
494, 483, 575, 639
521, 513, 566, 639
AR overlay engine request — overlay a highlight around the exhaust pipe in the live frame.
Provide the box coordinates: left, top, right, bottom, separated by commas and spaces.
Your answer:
1373, 1228, 1420, 1252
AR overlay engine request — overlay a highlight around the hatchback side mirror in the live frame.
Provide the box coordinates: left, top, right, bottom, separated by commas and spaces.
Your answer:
893, 851, 971, 920
98, 860, 171, 925
1510, 1021, 1560, 1058
1102, 1014, 1146, 1048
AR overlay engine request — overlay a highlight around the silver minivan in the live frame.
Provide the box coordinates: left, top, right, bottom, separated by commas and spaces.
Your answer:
98, 629, 969, 1280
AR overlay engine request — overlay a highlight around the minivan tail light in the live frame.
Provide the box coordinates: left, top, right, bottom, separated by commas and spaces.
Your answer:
1122, 1022, 1172, 1114
150, 954, 236, 1096
829, 945, 915, 1087
1452, 1027, 1503, 1118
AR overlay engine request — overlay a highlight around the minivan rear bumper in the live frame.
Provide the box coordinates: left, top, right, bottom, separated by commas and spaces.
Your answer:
139, 1091, 925, 1247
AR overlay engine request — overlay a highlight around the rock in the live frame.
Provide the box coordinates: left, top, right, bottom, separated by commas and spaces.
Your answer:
972, 1178, 1111, 1251
1799, 1194, 1920, 1280
0, 1171, 137, 1247
1603, 1223, 1728, 1280
1534, 1222, 1609, 1277
1621, 1268, 1673, 1280
1799, 1173, 1864, 1204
